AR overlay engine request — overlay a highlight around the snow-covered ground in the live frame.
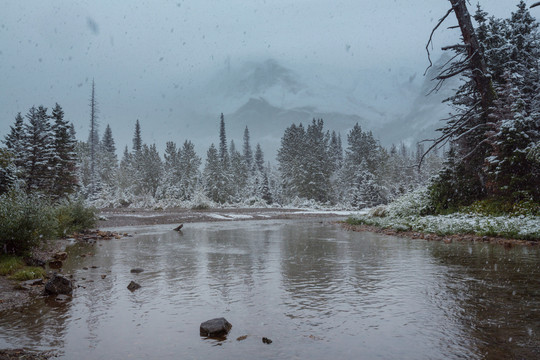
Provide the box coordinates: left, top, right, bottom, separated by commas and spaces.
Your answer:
349, 212, 540, 240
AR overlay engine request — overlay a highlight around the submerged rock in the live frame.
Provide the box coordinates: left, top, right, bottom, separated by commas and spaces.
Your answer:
54, 252, 68, 261
130, 268, 144, 274
48, 260, 63, 269
127, 281, 141, 291
200, 318, 232, 338
44, 273, 73, 295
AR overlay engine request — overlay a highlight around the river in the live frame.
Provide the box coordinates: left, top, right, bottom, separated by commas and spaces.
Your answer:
1, 219, 539, 359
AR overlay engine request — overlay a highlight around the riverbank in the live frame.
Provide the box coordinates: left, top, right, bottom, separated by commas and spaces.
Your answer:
341, 222, 539, 247
97, 207, 356, 228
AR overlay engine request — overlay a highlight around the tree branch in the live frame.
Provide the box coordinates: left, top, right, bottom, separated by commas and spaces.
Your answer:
425, 8, 454, 75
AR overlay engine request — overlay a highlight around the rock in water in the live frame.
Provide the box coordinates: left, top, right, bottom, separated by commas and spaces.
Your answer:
127, 281, 141, 291
173, 224, 183, 231
262, 337, 273, 344
44, 273, 73, 295
54, 252, 68, 261
130, 268, 144, 274
48, 260, 63, 269
200, 318, 232, 337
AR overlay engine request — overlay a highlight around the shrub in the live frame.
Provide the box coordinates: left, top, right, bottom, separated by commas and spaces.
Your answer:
383, 186, 433, 218
54, 198, 97, 237
0, 187, 57, 255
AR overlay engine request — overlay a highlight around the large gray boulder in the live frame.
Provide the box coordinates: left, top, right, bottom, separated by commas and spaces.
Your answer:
44, 273, 73, 295
200, 318, 232, 338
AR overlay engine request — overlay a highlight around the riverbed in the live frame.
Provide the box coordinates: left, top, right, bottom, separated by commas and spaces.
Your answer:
1, 219, 539, 359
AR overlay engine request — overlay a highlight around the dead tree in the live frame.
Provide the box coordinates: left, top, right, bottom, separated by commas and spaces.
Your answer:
420, 0, 496, 166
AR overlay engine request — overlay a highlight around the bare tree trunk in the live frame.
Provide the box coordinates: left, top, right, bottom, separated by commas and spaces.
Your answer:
449, 0, 495, 112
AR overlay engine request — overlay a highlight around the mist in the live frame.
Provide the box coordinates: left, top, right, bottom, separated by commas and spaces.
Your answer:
0, 0, 517, 158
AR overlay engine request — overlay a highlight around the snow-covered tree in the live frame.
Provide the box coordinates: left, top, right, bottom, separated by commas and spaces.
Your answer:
98, 124, 118, 190
50, 103, 78, 198
23, 105, 54, 192
178, 140, 201, 200
203, 143, 228, 203
242, 126, 253, 170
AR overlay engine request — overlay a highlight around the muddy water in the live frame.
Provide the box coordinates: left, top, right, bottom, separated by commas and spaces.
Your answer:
1, 220, 539, 359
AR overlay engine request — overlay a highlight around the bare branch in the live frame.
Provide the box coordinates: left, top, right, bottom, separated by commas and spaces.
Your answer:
417, 101, 481, 168
425, 8, 454, 75
531, 2, 540, 9
441, 44, 469, 51
436, 66, 468, 80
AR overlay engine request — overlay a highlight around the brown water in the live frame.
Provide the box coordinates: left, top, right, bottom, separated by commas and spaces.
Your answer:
1, 220, 539, 359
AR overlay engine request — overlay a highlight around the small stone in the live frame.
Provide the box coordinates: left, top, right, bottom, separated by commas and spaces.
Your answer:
101, 274, 107, 279
200, 318, 232, 338
236, 335, 248, 341
127, 281, 141, 291
130, 268, 144, 274
262, 337, 272, 344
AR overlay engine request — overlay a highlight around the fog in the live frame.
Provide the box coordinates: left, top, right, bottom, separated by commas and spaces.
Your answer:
0, 1, 518, 158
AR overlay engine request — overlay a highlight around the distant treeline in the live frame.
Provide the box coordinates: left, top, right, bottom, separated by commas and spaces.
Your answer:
1, 110, 441, 209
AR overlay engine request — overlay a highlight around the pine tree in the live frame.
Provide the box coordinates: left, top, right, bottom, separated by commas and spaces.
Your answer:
178, 140, 201, 200
218, 113, 229, 167
4, 113, 25, 170
162, 141, 181, 198
132, 119, 142, 153
50, 103, 78, 197
138, 144, 162, 198
329, 131, 343, 172
99, 124, 118, 189
203, 144, 227, 203
242, 126, 253, 170
117, 145, 133, 195
254, 143, 265, 174
303, 119, 332, 202
339, 123, 388, 208
0, 149, 17, 194
277, 123, 306, 198
23, 105, 54, 192
229, 140, 249, 201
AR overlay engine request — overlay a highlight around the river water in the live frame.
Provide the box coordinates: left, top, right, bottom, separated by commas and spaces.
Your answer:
1, 220, 539, 359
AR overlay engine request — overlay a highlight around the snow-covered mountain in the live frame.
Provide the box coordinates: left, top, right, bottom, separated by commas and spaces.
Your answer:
170, 57, 456, 158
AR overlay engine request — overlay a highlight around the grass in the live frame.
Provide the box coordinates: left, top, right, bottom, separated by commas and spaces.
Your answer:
0, 255, 46, 281
10, 267, 46, 281
0, 255, 25, 276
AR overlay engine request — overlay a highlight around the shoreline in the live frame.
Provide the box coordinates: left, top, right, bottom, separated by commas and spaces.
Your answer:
96, 207, 355, 228
340, 222, 539, 247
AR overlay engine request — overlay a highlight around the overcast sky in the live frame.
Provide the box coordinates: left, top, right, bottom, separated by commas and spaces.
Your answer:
0, 0, 525, 154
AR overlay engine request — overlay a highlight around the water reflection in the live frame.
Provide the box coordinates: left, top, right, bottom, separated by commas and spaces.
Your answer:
0, 220, 539, 359
429, 242, 540, 359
